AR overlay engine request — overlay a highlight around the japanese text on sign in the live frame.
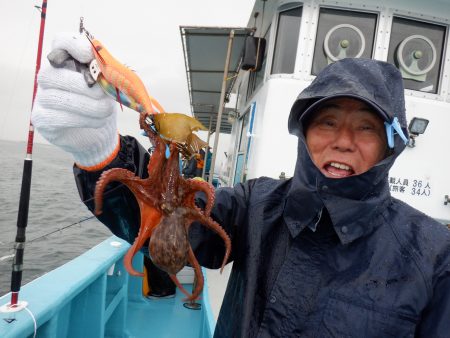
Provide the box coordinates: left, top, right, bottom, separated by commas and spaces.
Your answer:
389, 177, 431, 197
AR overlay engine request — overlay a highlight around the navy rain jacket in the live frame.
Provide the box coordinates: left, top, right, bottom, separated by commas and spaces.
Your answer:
74, 59, 450, 338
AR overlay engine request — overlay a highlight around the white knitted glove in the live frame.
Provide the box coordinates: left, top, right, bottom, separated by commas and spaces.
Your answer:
32, 32, 119, 169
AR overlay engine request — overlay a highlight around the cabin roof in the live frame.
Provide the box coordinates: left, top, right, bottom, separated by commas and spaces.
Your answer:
180, 26, 252, 134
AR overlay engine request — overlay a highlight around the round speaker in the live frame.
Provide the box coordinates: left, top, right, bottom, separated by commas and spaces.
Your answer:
324, 24, 366, 61
397, 35, 436, 76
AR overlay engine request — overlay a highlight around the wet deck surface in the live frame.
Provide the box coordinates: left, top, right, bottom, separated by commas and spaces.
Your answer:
126, 287, 207, 338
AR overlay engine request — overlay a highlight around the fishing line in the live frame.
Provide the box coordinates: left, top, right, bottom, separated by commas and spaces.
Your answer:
26, 215, 96, 243
24, 306, 37, 338
0, 215, 96, 263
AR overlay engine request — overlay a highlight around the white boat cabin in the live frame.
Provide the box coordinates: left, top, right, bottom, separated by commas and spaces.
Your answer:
182, 0, 450, 224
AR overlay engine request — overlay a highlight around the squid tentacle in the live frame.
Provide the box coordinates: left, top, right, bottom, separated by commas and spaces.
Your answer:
139, 113, 167, 179
186, 209, 231, 273
180, 245, 204, 302
181, 179, 216, 217
169, 274, 191, 299
123, 207, 162, 276
95, 167, 163, 277
94, 168, 139, 215
187, 245, 204, 302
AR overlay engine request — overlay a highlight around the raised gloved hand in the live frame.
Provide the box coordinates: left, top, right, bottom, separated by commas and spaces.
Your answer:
32, 32, 120, 170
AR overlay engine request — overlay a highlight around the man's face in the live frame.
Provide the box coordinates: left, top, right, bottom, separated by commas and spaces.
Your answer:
305, 98, 387, 178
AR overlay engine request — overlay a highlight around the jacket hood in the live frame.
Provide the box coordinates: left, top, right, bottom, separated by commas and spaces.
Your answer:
288, 58, 408, 138
284, 58, 408, 243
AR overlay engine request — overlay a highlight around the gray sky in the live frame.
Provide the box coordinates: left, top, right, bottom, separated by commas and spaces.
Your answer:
0, 0, 254, 152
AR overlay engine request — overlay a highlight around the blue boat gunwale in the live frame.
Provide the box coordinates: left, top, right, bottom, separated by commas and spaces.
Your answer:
0, 236, 216, 338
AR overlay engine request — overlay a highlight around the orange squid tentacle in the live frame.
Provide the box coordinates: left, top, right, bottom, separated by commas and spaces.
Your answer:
182, 179, 216, 217
94, 168, 139, 215
184, 245, 204, 302
94, 167, 163, 277
187, 210, 231, 273
139, 113, 167, 179
169, 274, 191, 298
123, 206, 162, 276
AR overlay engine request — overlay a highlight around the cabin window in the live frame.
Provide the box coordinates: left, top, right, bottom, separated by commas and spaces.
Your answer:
387, 17, 446, 94
254, 26, 271, 89
271, 6, 302, 74
247, 26, 271, 99
312, 8, 377, 75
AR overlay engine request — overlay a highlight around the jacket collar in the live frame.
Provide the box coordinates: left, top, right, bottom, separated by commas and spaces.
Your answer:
283, 139, 393, 244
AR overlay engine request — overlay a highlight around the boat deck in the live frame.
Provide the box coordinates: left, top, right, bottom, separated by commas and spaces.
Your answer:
126, 290, 208, 338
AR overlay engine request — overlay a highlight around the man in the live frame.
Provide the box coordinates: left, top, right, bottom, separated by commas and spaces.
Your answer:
182, 153, 198, 178
32, 33, 450, 337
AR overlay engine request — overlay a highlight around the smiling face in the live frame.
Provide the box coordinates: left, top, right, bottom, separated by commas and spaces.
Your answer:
305, 98, 387, 178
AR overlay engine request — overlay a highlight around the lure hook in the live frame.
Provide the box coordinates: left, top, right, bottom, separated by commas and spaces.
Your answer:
79, 17, 93, 40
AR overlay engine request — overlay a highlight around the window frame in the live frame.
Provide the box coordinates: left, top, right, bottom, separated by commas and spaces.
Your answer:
310, 6, 379, 76
270, 3, 304, 75
385, 10, 450, 99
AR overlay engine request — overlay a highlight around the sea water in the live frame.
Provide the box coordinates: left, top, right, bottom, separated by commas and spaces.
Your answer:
0, 140, 110, 296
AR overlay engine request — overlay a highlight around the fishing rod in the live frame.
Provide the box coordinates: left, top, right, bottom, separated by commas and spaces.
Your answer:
9, 0, 48, 308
